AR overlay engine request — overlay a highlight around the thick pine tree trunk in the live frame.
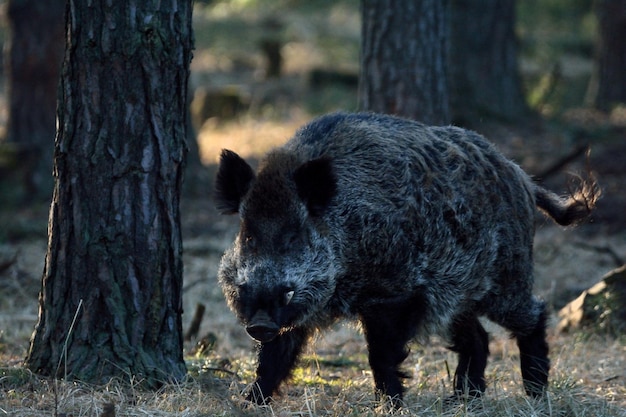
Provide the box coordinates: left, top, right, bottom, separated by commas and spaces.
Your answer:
24, 2, 192, 386
4, 0, 64, 200
359, 0, 450, 125
594, 0, 626, 111
449, 0, 528, 123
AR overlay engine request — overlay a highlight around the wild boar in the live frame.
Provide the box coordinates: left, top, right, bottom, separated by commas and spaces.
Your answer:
214, 112, 598, 406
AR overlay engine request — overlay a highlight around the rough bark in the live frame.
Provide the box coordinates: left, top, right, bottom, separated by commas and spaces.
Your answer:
24, 1, 193, 386
449, 0, 528, 123
593, 0, 626, 111
359, 0, 450, 125
4, 0, 65, 200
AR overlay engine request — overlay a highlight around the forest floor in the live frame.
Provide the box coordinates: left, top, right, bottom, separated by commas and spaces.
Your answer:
2, 2, 626, 416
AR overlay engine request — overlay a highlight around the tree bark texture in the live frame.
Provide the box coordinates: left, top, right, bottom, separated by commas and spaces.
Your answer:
359, 0, 450, 125
449, 0, 528, 123
594, 0, 626, 111
24, 1, 193, 386
4, 0, 65, 199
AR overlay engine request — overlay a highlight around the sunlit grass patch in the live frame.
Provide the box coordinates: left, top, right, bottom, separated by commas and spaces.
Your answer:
292, 354, 368, 392
197, 113, 310, 164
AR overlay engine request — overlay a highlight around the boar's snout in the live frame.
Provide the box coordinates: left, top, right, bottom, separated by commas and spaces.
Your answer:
246, 310, 280, 343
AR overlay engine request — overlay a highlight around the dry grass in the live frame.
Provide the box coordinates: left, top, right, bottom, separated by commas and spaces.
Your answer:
0, 302, 626, 417
2, 327, 625, 416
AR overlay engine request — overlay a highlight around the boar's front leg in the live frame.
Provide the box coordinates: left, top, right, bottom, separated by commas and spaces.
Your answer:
360, 294, 425, 407
247, 326, 311, 404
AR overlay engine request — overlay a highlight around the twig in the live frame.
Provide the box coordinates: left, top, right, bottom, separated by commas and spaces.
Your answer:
54, 299, 84, 417
182, 277, 208, 293
58, 299, 84, 379
185, 303, 206, 341
202, 366, 238, 376
534, 144, 589, 182
0, 252, 17, 274
572, 240, 625, 267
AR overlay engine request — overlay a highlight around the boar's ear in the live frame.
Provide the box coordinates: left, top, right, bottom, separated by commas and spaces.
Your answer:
293, 157, 336, 217
214, 149, 255, 214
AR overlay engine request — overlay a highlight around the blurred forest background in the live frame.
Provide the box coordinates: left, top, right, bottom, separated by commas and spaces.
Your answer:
0, 0, 624, 226
0, 0, 625, 415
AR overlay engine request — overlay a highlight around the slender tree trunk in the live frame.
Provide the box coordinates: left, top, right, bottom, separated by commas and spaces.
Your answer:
4, 0, 65, 200
24, 1, 193, 386
593, 0, 626, 111
449, 0, 528, 123
359, 0, 450, 125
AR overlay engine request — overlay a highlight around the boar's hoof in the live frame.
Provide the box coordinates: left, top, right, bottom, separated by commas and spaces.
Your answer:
246, 323, 279, 343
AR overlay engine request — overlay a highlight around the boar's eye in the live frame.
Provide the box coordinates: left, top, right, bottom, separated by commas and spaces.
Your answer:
239, 221, 259, 252
283, 290, 295, 306
243, 234, 257, 251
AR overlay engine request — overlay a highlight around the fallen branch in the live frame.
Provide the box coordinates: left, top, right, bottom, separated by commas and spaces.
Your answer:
185, 303, 206, 341
202, 366, 237, 377
182, 277, 208, 293
572, 240, 625, 267
0, 252, 17, 275
534, 144, 589, 182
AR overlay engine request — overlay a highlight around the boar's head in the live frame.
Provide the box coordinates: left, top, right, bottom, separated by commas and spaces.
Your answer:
215, 149, 338, 343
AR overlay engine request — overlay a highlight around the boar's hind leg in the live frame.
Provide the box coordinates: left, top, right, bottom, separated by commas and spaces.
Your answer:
248, 327, 311, 404
449, 314, 489, 397
360, 298, 422, 407
515, 306, 549, 398
489, 298, 549, 398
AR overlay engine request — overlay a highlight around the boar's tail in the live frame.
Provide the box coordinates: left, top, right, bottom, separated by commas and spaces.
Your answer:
533, 174, 600, 226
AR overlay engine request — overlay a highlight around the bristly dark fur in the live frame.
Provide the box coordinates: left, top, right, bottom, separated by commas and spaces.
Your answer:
214, 112, 599, 408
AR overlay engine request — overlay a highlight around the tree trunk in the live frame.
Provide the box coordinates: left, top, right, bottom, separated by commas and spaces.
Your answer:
449, 0, 528, 124
4, 0, 65, 200
24, 1, 193, 386
359, 0, 450, 125
557, 265, 626, 336
593, 0, 626, 111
